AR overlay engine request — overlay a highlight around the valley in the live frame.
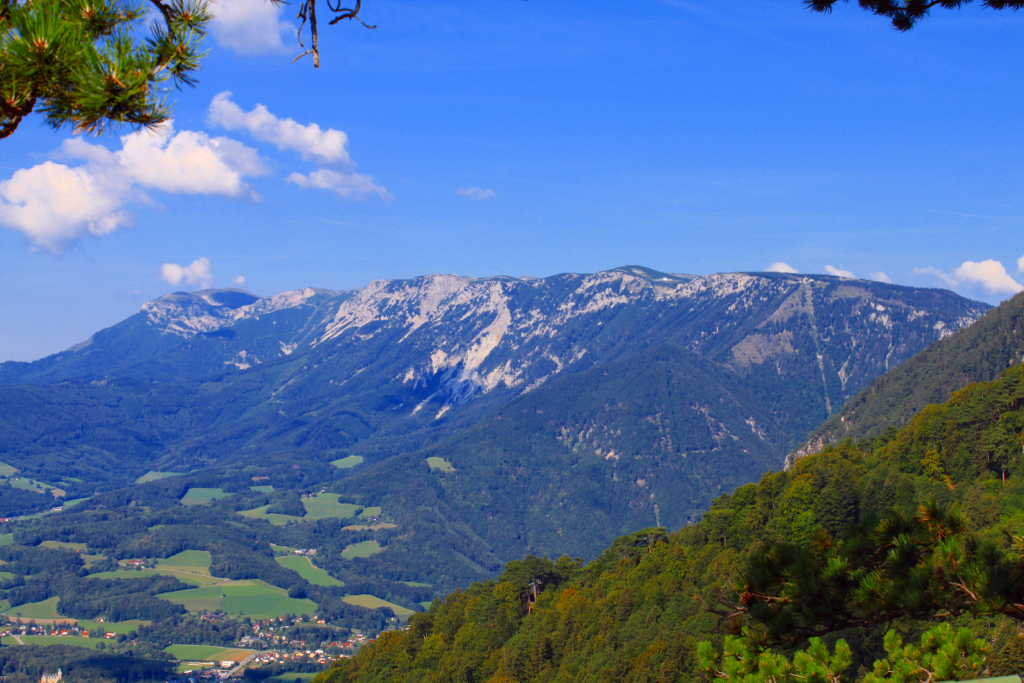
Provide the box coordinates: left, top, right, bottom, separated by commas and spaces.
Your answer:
0, 266, 998, 677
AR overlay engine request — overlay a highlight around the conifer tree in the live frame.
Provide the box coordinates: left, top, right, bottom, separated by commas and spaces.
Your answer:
0, 0, 210, 139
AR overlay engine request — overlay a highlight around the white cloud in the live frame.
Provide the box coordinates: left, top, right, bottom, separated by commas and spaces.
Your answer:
208, 0, 293, 54
0, 125, 267, 253
766, 262, 797, 274
1018, 254, 1024, 273
912, 266, 959, 287
953, 260, 1023, 296
914, 260, 1024, 296
232, 276, 247, 287
456, 187, 496, 201
825, 265, 855, 279
0, 162, 131, 253
209, 92, 350, 164
869, 271, 893, 284
162, 258, 213, 288
287, 169, 392, 201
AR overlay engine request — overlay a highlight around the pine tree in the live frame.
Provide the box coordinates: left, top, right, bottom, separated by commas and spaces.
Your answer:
0, 0, 210, 139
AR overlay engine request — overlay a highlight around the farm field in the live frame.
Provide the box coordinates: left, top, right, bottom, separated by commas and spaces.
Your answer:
87, 568, 214, 586
426, 457, 454, 471
268, 674, 318, 682
0, 534, 12, 546
331, 455, 363, 469
342, 594, 415, 619
40, 540, 87, 552
341, 540, 382, 560
7, 596, 61, 620
165, 644, 254, 662
180, 488, 231, 505
0, 462, 17, 477
250, 485, 274, 493
276, 555, 343, 587
241, 493, 362, 526
157, 550, 213, 575
1, 636, 106, 649
136, 471, 186, 484
159, 579, 317, 618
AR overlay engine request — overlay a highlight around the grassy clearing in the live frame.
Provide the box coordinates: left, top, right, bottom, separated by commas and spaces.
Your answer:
341, 540, 383, 560
157, 550, 212, 575
268, 674, 318, 682
342, 523, 397, 531
87, 568, 213, 586
1, 636, 106, 648
331, 455, 363, 469
342, 594, 415, 619
0, 462, 17, 477
81, 553, 106, 569
426, 457, 454, 472
8, 596, 62, 619
0, 534, 14, 546
276, 555, 343, 587
165, 644, 254, 662
358, 506, 382, 518
136, 471, 186, 484
76, 619, 148, 634
40, 540, 88, 552
241, 493, 361, 526
270, 544, 297, 554
250, 485, 274, 493
160, 580, 317, 619
180, 488, 231, 505
303, 493, 361, 520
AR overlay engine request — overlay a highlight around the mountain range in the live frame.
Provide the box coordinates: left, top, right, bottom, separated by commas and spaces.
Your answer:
0, 267, 989, 572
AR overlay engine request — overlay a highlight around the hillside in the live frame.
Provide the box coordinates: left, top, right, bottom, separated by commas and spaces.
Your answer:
317, 359, 1024, 683
0, 267, 993, 651
789, 290, 1024, 465
0, 269, 987, 499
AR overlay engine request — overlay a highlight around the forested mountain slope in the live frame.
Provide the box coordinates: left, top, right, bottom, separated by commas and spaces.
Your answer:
789, 290, 1024, 465
0, 269, 986, 498
318, 359, 1024, 683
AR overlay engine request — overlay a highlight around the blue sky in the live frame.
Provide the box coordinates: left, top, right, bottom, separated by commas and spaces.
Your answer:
2, 0, 1023, 361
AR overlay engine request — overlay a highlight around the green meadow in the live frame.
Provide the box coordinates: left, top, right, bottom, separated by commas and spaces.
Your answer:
1, 636, 106, 649
0, 534, 13, 546
165, 644, 254, 662
240, 493, 362, 525
159, 579, 317, 618
0, 462, 17, 477
40, 540, 87, 552
136, 471, 186, 484
157, 550, 212, 575
342, 594, 415, 619
341, 540, 383, 559
425, 457, 454, 471
87, 568, 214, 586
7, 596, 61, 619
250, 485, 274, 493
180, 488, 231, 505
331, 455, 363, 469
276, 555, 343, 587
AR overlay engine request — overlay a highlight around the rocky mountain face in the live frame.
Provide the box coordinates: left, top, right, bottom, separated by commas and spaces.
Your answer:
0, 266, 993, 589
1, 266, 987, 412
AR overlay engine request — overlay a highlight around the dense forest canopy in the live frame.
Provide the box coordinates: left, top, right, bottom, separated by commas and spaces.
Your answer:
314, 360, 1024, 683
